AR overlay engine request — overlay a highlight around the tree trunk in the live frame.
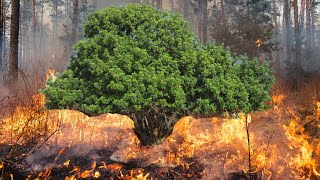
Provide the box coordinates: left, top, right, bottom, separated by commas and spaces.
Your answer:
8, 0, 20, 87
183, 0, 188, 19
306, 0, 311, 61
197, 0, 202, 42
92, 0, 97, 8
300, 0, 305, 33
66, 0, 69, 18
72, 0, 78, 45
132, 113, 176, 146
220, 0, 227, 41
39, 0, 44, 59
202, 0, 208, 43
0, 0, 3, 72
19, 1, 23, 64
272, 0, 280, 72
311, 0, 315, 47
293, 0, 302, 78
156, 0, 162, 9
284, 0, 291, 65
169, 0, 174, 11
31, 0, 36, 60
3, 0, 5, 67
52, 0, 58, 63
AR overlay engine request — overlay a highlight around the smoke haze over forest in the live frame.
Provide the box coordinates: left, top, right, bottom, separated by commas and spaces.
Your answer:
0, 0, 320, 91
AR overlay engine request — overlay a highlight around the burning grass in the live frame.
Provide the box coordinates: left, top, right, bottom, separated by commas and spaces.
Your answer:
0, 79, 319, 179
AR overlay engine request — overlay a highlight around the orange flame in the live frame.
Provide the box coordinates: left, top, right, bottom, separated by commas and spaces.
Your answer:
46, 69, 57, 81
63, 160, 70, 167
256, 39, 262, 47
283, 102, 320, 178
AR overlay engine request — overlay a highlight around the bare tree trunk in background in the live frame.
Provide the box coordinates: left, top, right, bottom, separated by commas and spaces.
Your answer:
92, 0, 98, 8
169, 0, 174, 11
19, 1, 23, 64
311, 0, 315, 47
39, 0, 44, 59
220, 0, 227, 41
31, 0, 36, 60
300, 0, 305, 33
197, 0, 202, 42
183, 0, 188, 19
155, 0, 162, 9
306, 0, 311, 61
272, 0, 280, 72
202, 0, 208, 43
284, 0, 291, 66
72, 0, 78, 45
51, 0, 58, 63
293, 0, 302, 80
0, 0, 3, 72
8, 0, 20, 87
3, 0, 5, 67
66, 0, 69, 18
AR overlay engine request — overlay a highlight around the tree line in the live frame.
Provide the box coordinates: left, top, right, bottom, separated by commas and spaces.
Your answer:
0, 0, 319, 89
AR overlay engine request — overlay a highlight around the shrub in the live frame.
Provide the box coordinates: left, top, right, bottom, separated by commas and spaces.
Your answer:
42, 4, 274, 145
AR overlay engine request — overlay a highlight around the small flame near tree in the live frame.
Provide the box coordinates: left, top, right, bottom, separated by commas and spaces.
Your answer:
256, 39, 262, 47
46, 69, 57, 81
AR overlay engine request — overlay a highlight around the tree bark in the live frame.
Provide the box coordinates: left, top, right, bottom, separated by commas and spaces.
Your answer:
293, 0, 302, 78
0, 0, 3, 72
31, 0, 36, 60
202, 0, 208, 43
197, 0, 202, 42
306, 0, 311, 60
272, 0, 280, 72
39, 0, 44, 59
92, 0, 97, 8
66, 0, 69, 18
311, 0, 315, 47
183, 0, 188, 19
8, 0, 20, 87
220, 0, 227, 42
155, 0, 162, 9
169, 0, 174, 11
284, 0, 291, 65
72, 0, 79, 45
300, 0, 305, 33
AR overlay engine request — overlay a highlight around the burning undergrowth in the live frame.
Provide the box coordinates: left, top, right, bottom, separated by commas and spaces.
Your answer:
0, 92, 319, 179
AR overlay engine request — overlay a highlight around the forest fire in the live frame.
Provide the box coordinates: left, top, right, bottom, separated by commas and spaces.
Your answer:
45, 69, 57, 81
1, 1, 320, 179
0, 90, 319, 179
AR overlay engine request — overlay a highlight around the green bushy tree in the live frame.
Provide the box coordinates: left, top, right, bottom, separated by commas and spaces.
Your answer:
42, 4, 274, 145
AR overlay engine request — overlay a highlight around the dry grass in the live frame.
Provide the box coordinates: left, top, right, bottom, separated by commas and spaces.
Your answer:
272, 77, 320, 112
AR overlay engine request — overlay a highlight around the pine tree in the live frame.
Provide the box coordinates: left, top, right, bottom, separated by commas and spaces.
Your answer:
8, 0, 20, 87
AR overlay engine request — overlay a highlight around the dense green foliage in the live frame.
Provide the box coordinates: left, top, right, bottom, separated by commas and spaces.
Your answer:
42, 4, 274, 145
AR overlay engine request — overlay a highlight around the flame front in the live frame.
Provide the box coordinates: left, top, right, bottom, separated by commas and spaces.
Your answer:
0, 93, 319, 179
